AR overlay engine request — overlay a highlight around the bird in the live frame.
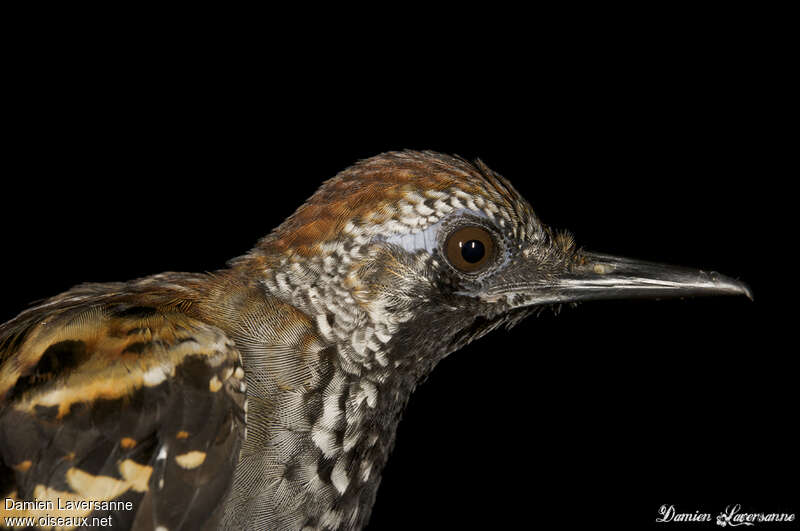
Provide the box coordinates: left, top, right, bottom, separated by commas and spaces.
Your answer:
0, 150, 750, 531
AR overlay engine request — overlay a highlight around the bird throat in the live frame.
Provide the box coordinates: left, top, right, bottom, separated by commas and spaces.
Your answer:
219, 251, 458, 529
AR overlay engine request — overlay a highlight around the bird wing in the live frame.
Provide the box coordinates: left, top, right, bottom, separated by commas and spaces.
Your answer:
0, 282, 246, 530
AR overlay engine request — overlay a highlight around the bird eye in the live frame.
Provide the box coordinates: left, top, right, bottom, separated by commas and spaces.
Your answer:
445, 226, 495, 273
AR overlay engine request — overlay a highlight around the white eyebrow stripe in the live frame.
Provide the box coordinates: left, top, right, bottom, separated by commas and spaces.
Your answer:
376, 209, 491, 253
382, 222, 441, 253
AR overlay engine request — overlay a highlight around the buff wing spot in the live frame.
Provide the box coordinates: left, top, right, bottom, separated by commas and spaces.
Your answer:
174, 451, 207, 470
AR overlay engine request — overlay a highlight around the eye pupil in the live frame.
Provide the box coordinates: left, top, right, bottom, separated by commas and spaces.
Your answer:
460, 239, 485, 263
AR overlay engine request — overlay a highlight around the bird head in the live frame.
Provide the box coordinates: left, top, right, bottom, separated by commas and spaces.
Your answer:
244, 151, 750, 373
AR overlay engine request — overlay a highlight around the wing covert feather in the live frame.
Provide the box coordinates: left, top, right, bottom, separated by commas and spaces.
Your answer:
0, 286, 246, 531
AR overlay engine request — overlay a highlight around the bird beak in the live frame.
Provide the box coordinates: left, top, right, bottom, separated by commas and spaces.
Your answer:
483, 251, 752, 307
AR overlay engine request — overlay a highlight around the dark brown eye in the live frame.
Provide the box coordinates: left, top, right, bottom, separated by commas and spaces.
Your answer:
445, 226, 495, 273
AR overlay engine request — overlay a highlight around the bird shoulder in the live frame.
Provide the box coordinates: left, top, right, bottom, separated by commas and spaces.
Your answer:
0, 272, 246, 530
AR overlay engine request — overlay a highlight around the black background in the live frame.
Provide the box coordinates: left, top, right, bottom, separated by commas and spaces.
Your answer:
2, 10, 793, 531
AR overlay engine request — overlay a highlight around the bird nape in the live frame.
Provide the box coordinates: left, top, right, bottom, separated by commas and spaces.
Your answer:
0, 151, 750, 530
